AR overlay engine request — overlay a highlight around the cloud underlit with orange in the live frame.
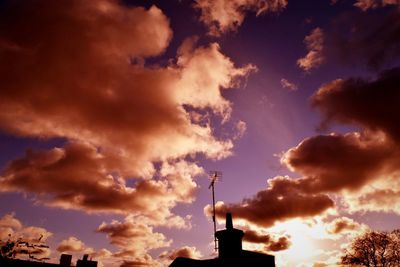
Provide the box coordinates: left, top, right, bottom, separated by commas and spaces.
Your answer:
0, 0, 255, 226
97, 216, 172, 266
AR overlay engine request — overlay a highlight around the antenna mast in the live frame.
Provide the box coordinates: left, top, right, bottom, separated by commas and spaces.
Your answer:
208, 171, 222, 252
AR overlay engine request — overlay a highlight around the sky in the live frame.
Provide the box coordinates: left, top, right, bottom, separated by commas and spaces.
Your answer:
1, 0, 400, 266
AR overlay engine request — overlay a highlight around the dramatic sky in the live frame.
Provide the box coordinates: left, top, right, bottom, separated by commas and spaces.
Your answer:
1, 0, 400, 266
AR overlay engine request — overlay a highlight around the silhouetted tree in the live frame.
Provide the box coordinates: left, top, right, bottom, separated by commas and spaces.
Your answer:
341, 230, 400, 267
0, 234, 49, 261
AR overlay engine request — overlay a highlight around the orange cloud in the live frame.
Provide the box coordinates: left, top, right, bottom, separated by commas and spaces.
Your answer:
97, 216, 171, 266
0, 0, 255, 227
297, 28, 324, 71
0, 0, 254, 170
343, 177, 400, 214
194, 0, 287, 36
57, 236, 92, 253
0, 213, 22, 231
0, 142, 202, 228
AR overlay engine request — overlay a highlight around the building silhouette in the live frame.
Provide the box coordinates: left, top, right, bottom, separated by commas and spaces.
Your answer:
169, 213, 275, 267
0, 254, 97, 267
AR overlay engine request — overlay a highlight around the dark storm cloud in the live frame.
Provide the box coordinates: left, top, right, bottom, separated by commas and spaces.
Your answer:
298, 9, 400, 71
329, 10, 400, 70
312, 68, 400, 140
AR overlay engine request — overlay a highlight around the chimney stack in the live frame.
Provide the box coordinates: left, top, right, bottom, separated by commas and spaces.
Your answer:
226, 213, 233, 230
215, 213, 244, 260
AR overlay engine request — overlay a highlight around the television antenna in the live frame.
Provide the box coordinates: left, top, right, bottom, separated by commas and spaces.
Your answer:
208, 171, 222, 252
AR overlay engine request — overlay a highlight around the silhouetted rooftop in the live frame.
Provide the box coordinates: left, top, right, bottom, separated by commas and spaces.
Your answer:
169, 213, 275, 267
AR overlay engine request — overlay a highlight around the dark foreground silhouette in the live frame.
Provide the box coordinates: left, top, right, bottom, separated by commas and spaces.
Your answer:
169, 213, 275, 267
0, 254, 97, 267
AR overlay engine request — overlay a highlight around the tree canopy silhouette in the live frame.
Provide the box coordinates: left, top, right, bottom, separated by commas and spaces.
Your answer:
341, 230, 400, 267
0, 234, 50, 261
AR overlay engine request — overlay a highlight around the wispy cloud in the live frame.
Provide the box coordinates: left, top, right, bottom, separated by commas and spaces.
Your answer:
194, 0, 287, 36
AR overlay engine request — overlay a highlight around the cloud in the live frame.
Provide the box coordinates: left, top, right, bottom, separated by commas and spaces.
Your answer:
280, 67, 400, 214
343, 175, 400, 214
325, 217, 367, 236
312, 68, 400, 140
278, 68, 400, 197
234, 120, 247, 139
202, 68, 400, 228
0, 0, 256, 226
243, 230, 291, 252
281, 131, 400, 214
303, 10, 400, 70
204, 175, 334, 228
57, 236, 92, 253
243, 229, 272, 243
0, 0, 255, 170
282, 132, 400, 193
194, 0, 287, 36
266, 236, 291, 252
354, 0, 400, 11
280, 78, 298, 91
0, 143, 202, 228
297, 28, 324, 71
0, 213, 23, 231
313, 263, 328, 267
159, 246, 202, 261
97, 216, 171, 266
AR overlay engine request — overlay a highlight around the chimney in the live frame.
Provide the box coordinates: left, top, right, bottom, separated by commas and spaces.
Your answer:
226, 213, 233, 229
215, 213, 244, 260
60, 254, 72, 266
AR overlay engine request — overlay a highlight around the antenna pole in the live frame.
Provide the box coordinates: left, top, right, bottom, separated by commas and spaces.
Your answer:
211, 180, 217, 251
208, 171, 221, 252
